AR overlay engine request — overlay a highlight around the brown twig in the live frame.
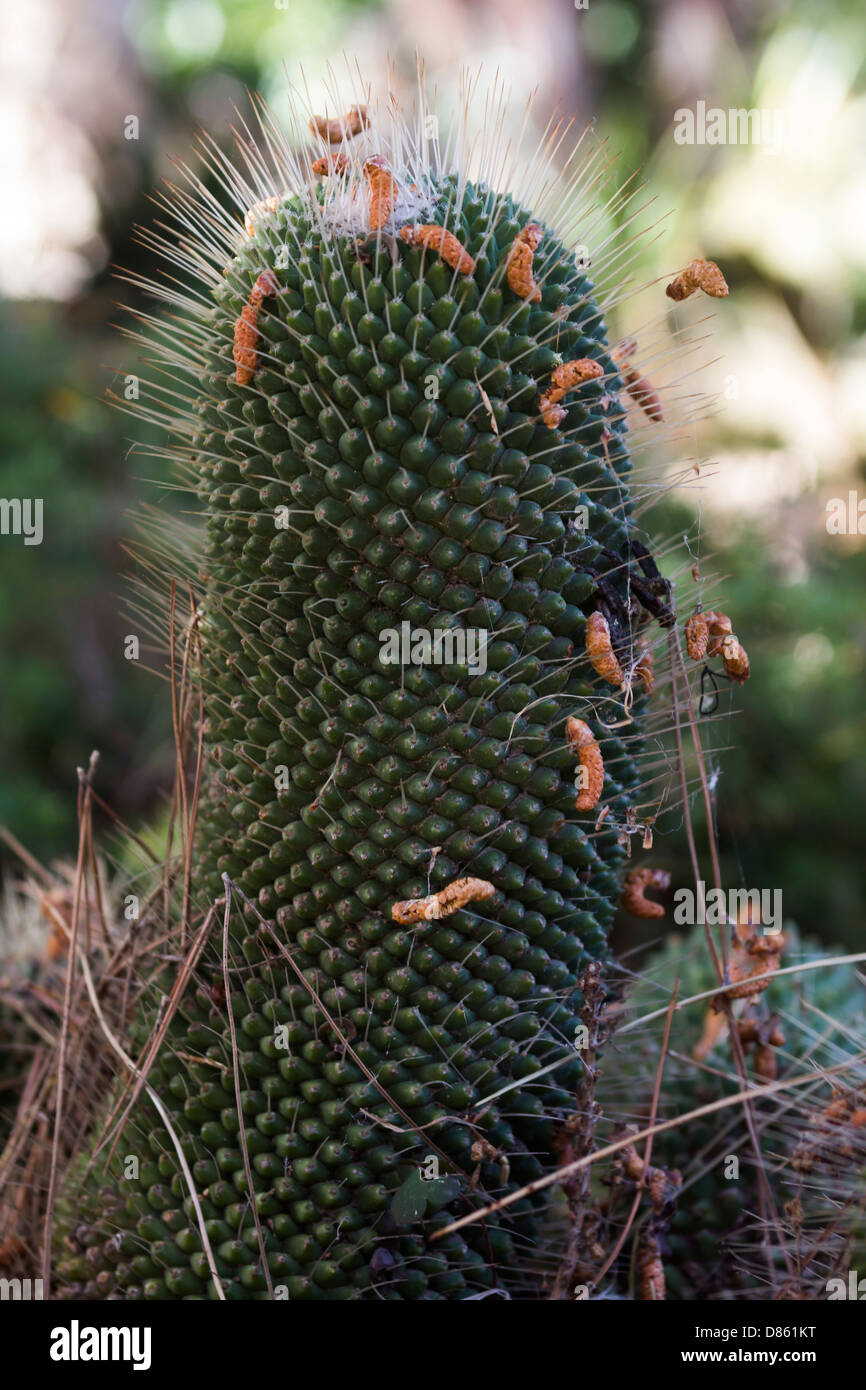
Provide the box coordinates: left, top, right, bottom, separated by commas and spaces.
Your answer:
550, 961, 605, 1298
591, 981, 680, 1291
41, 750, 98, 1293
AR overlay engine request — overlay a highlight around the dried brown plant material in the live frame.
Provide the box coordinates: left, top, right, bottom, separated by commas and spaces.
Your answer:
736, 1017, 785, 1048
565, 716, 604, 813
539, 399, 567, 429
468, 1138, 510, 1191
618, 1141, 681, 1210
612, 336, 637, 365
713, 931, 786, 1007
753, 1044, 778, 1081
665, 257, 729, 302
611, 1138, 680, 1301
737, 1015, 785, 1080
399, 222, 476, 275
362, 157, 399, 230
309, 104, 369, 143
585, 611, 623, 687
623, 367, 664, 423
686, 608, 735, 663
685, 612, 709, 661
243, 196, 279, 237
594, 806, 611, 836
793, 1086, 866, 1172
785, 1195, 804, 1229
693, 1007, 729, 1061
539, 357, 604, 428
391, 876, 495, 925
638, 1233, 666, 1300
621, 867, 671, 919
704, 609, 733, 638
233, 269, 279, 386
612, 344, 663, 421
505, 222, 543, 302
703, 609, 733, 657
634, 634, 655, 694
721, 633, 750, 684
311, 152, 350, 176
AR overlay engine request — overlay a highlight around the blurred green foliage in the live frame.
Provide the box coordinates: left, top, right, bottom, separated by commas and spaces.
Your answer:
0, 305, 175, 853
649, 498, 866, 950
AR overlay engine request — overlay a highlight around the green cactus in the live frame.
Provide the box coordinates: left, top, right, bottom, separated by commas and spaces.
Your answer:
53, 81, 671, 1301
600, 923, 866, 1299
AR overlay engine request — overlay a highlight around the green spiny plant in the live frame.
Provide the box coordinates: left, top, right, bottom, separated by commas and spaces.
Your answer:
45, 69, 721, 1301
598, 922, 866, 1299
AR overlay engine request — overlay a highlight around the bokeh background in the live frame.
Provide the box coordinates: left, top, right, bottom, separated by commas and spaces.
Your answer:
1, 0, 864, 946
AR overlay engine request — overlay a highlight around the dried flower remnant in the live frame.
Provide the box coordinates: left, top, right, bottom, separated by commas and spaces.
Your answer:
399, 223, 476, 275
612, 338, 663, 422
712, 931, 786, 1008
505, 222, 543, 302
685, 608, 735, 663
638, 1234, 666, 1300
665, 257, 729, 302
311, 153, 350, 176
619, 1141, 682, 1213
703, 610, 733, 637
539, 357, 604, 428
736, 1016, 786, 1082
391, 876, 496, 925
793, 1087, 866, 1173
585, 611, 623, 687
721, 634, 750, 684
233, 270, 280, 386
362, 157, 399, 231
613, 1137, 682, 1300
310, 104, 369, 143
565, 716, 604, 812
621, 867, 671, 919
243, 197, 279, 238
685, 612, 709, 661
624, 369, 664, 423
539, 400, 566, 429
